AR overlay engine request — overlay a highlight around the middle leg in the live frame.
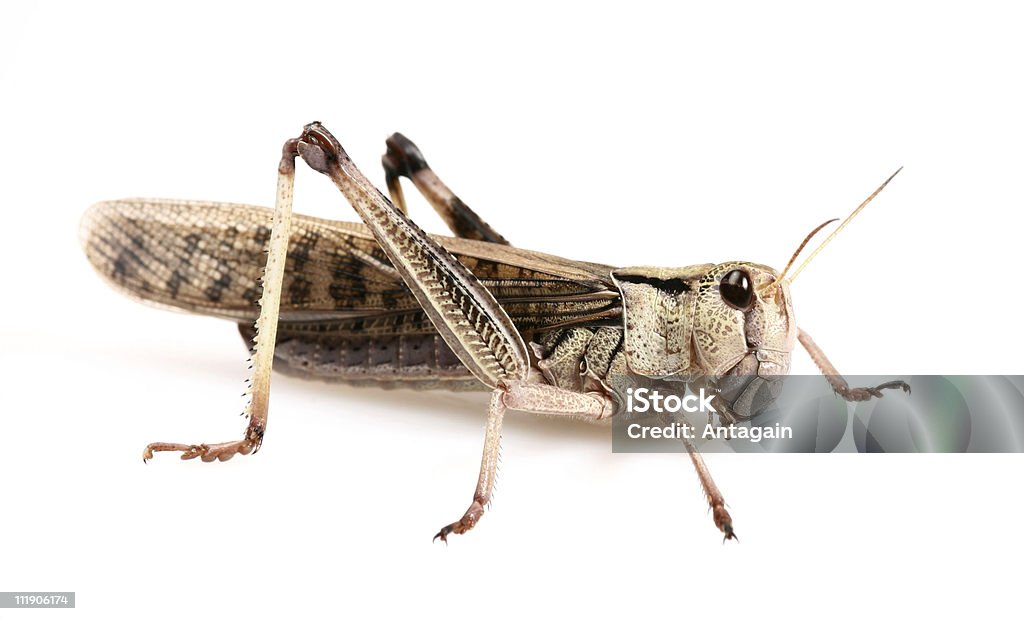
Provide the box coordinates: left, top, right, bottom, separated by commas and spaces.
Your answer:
434, 380, 614, 542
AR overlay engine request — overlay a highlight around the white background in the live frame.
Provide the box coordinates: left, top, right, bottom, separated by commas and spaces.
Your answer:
2, 2, 1022, 619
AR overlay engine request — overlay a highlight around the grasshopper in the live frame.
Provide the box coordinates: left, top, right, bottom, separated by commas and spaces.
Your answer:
80, 122, 908, 541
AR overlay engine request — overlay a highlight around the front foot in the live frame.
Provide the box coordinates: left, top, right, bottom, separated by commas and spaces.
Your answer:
836, 380, 911, 402
143, 439, 256, 463
433, 499, 485, 544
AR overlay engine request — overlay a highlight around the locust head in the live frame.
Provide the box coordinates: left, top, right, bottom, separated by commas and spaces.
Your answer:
612, 167, 902, 382
691, 261, 796, 378
611, 261, 794, 380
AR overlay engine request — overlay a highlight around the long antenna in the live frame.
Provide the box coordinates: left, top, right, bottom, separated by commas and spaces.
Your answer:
783, 167, 903, 286
772, 218, 840, 287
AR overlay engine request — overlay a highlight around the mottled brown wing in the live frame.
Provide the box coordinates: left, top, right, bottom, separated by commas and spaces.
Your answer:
81, 200, 622, 338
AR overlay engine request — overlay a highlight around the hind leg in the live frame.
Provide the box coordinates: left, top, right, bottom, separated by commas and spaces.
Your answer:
382, 133, 509, 244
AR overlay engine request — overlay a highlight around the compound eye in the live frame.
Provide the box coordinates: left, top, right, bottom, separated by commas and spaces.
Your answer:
720, 269, 754, 311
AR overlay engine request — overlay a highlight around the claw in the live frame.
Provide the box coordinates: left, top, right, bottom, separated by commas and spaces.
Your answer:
712, 504, 738, 542
865, 380, 911, 400
433, 500, 485, 544
432, 527, 452, 545
836, 379, 912, 402
432, 520, 467, 545
876, 380, 911, 395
